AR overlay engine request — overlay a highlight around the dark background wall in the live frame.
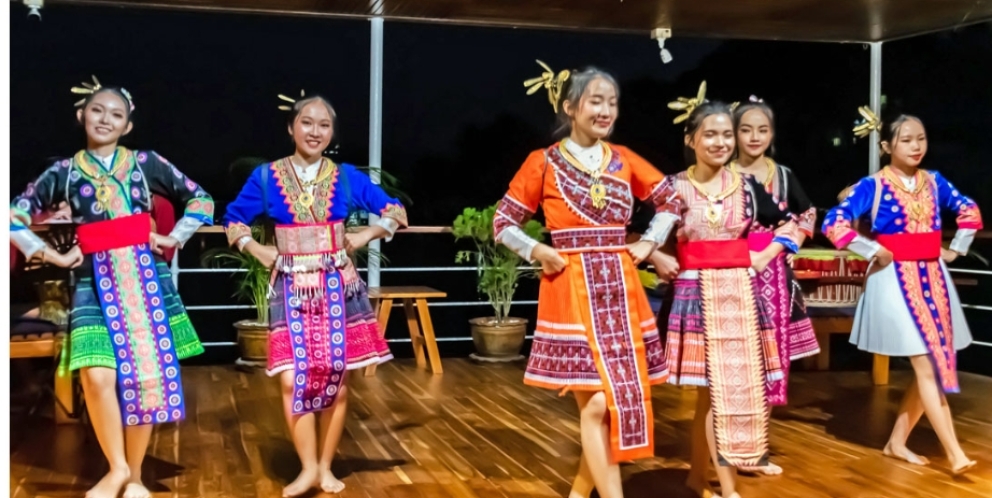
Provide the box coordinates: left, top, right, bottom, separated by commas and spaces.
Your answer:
9, 4, 992, 374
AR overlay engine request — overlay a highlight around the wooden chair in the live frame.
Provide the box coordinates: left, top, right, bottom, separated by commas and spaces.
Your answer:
10, 323, 78, 423
364, 286, 447, 376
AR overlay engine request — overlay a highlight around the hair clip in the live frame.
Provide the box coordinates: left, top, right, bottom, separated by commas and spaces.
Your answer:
668, 80, 707, 124
523, 60, 570, 113
749, 95, 763, 103
278, 89, 306, 111
119, 88, 135, 111
852, 105, 882, 139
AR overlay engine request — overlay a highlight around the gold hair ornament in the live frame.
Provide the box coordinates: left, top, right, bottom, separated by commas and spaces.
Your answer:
668, 80, 707, 124
71, 75, 134, 111
278, 90, 307, 111
524, 60, 570, 113
852, 105, 882, 139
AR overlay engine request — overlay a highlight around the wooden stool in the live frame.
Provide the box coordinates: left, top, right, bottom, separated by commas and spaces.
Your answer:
365, 286, 447, 376
11, 328, 78, 423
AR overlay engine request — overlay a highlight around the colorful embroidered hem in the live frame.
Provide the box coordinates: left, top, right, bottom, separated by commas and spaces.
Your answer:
284, 269, 348, 413
896, 260, 958, 392
578, 252, 654, 462
700, 268, 775, 467
94, 245, 187, 426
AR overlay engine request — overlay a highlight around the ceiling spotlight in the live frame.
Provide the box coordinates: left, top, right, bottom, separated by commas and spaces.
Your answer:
651, 28, 672, 64
24, 0, 43, 20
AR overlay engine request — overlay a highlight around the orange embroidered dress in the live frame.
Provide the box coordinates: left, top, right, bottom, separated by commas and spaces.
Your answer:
494, 140, 680, 462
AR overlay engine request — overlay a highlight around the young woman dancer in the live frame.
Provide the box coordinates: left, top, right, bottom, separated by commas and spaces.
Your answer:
661, 84, 800, 498
495, 61, 681, 498
822, 109, 980, 475
10, 77, 214, 498
223, 91, 408, 497
727, 97, 820, 475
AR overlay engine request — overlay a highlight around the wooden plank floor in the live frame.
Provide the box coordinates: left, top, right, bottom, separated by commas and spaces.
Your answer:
10, 359, 992, 498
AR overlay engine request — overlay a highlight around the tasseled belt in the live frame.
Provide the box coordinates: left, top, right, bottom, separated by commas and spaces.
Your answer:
271, 222, 363, 299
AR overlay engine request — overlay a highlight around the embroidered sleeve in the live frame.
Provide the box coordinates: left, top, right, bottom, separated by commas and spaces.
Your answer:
494, 150, 546, 261
342, 165, 408, 241
821, 176, 876, 249
143, 151, 215, 227
933, 171, 983, 230
932, 171, 983, 254
223, 165, 267, 246
783, 168, 816, 237
746, 176, 799, 253
620, 146, 681, 247
10, 161, 69, 258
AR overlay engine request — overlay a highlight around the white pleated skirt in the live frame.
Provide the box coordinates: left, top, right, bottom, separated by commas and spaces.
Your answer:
850, 260, 971, 356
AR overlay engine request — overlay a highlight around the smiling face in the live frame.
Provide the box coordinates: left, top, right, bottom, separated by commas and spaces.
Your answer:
884, 118, 927, 169
736, 108, 773, 159
288, 99, 334, 158
564, 76, 618, 142
76, 90, 132, 148
687, 113, 735, 168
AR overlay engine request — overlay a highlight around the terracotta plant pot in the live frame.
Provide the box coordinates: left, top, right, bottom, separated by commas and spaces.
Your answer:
234, 319, 269, 363
468, 317, 527, 362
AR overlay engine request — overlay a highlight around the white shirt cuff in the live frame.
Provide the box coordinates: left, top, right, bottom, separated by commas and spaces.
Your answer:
168, 216, 204, 248
641, 212, 678, 247
10, 229, 48, 260
236, 235, 253, 252
496, 226, 539, 262
949, 229, 976, 255
375, 217, 400, 242
847, 235, 882, 260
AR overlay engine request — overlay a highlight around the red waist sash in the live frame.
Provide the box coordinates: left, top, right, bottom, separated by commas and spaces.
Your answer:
678, 240, 751, 270
876, 232, 941, 261
747, 232, 774, 252
76, 213, 151, 255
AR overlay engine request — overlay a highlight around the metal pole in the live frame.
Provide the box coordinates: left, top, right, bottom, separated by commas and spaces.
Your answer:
368, 16, 384, 287
869, 41, 883, 174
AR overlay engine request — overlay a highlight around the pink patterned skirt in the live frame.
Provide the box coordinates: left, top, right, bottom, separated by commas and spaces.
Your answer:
266, 275, 392, 376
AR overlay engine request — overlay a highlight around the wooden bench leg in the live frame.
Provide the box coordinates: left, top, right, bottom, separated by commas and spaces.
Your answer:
415, 298, 443, 374
872, 354, 889, 385
815, 333, 831, 371
54, 370, 79, 424
403, 299, 427, 369
365, 298, 394, 377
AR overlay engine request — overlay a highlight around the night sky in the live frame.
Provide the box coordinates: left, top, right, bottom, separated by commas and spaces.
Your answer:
9, 4, 992, 373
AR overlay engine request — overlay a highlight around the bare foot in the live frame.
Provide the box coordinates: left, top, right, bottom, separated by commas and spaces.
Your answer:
123, 481, 151, 498
883, 442, 930, 465
85, 468, 130, 498
320, 469, 346, 494
282, 467, 318, 498
738, 462, 783, 476
950, 457, 977, 476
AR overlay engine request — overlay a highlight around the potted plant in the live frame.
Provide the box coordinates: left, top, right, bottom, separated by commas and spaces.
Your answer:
453, 204, 543, 361
202, 157, 410, 365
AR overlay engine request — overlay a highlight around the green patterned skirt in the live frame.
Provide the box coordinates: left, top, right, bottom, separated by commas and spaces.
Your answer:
60, 261, 203, 374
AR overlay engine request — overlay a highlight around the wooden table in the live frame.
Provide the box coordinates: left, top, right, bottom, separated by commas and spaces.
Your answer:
364, 286, 447, 376
11, 329, 78, 423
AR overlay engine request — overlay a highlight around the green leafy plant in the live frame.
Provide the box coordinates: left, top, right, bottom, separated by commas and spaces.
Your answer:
453, 204, 544, 324
201, 224, 273, 325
